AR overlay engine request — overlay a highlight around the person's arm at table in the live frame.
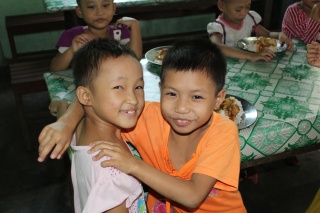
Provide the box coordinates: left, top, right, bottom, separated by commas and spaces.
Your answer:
37, 98, 85, 162
307, 41, 320, 67
210, 34, 275, 62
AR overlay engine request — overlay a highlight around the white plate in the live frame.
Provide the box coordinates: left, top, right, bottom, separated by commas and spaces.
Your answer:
145, 46, 172, 65
225, 94, 258, 130
237, 37, 287, 53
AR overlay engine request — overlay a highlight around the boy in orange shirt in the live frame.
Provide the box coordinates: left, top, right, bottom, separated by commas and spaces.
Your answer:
38, 38, 246, 212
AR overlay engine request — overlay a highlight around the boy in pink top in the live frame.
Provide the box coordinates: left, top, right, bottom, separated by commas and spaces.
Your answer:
282, 0, 320, 44
68, 39, 146, 212
38, 38, 246, 212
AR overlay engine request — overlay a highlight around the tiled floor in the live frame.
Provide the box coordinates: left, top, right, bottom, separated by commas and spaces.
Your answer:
0, 65, 319, 213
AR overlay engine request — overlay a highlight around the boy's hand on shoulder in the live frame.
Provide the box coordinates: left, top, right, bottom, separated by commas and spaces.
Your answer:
88, 141, 138, 174
115, 17, 139, 29
71, 33, 94, 53
279, 32, 294, 51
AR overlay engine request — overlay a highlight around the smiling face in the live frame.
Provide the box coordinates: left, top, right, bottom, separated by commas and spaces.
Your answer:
218, 0, 251, 27
76, 0, 116, 30
82, 55, 144, 129
160, 69, 225, 135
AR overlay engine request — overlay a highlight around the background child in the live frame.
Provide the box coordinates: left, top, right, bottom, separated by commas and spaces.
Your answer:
66, 38, 146, 212
50, 0, 142, 71
207, 0, 294, 62
282, 0, 320, 44
48, 0, 142, 118
307, 41, 320, 66
38, 38, 247, 212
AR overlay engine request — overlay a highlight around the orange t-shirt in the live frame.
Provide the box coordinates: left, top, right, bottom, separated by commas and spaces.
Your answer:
122, 102, 246, 213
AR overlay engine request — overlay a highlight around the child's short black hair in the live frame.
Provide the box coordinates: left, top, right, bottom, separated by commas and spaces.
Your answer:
73, 38, 138, 89
160, 38, 227, 95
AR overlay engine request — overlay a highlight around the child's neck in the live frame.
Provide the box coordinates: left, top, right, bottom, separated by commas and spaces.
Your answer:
86, 26, 111, 39
300, 2, 312, 16
77, 116, 123, 146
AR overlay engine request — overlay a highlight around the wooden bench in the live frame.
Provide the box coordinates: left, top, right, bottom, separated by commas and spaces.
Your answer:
5, 12, 65, 62
9, 59, 52, 149
5, 12, 66, 147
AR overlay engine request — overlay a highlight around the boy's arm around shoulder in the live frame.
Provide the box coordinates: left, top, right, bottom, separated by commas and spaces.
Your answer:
38, 98, 85, 162
105, 150, 217, 209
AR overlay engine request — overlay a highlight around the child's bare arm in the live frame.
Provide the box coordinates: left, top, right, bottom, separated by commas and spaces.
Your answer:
210, 35, 275, 62
89, 141, 216, 208
50, 33, 94, 71
105, 201, 128, 213
38, 98, 85, 162
115, 17, 142, 59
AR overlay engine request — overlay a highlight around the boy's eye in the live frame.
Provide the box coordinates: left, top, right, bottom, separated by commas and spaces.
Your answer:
87, 5, 95, 9
193, 95, 203, 99
136, 86, 144, 90
113, 86, 122, 89
165, 92, 176, 97
103, 3, 110, 7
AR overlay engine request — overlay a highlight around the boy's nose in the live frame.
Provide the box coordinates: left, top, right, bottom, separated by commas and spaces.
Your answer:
126, 92, 139, 105
174, 99, 190, 114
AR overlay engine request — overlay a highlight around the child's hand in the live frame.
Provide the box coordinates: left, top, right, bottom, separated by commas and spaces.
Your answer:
115, 16, 139, 29
279, 32, 294, 51
307, 41, 320, 67
71, 33, 94, 53
38, 120, 73, 162
248, 49, 275, 62
88, 141, 138, 174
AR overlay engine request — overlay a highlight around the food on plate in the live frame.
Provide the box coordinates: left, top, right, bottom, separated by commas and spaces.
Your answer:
215, 96, 244, 125
154, 48, 168, 63
253, 36, 277, 52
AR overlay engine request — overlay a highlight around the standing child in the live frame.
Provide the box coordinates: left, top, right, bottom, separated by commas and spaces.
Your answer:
207, 0, 294, 62
38, 38, 247, 212
282, 0, 320, 44
64, 38, 146, 212
50, 0, 142, 71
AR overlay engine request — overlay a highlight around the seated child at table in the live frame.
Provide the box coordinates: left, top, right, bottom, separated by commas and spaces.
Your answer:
282, 0, 320, 44
38, 38, 247, 212
207, 0, 294, 62
307, 41, 320, 67
48, 0, 142, 117
63, 38, 146, 212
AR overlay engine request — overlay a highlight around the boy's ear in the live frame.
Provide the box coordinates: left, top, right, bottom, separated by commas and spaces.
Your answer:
75, 6, 83, 18
213, 88, 226, 110
217, 0, 225, 12
76, 86, 92, 106
112, 3, 117, 15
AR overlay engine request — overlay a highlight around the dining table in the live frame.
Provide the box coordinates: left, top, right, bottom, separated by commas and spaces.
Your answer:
43, 38, 320, 169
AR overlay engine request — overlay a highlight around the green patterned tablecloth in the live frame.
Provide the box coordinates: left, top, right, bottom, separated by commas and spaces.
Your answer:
43, 39, 320, 163
43, 0, 185, 12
